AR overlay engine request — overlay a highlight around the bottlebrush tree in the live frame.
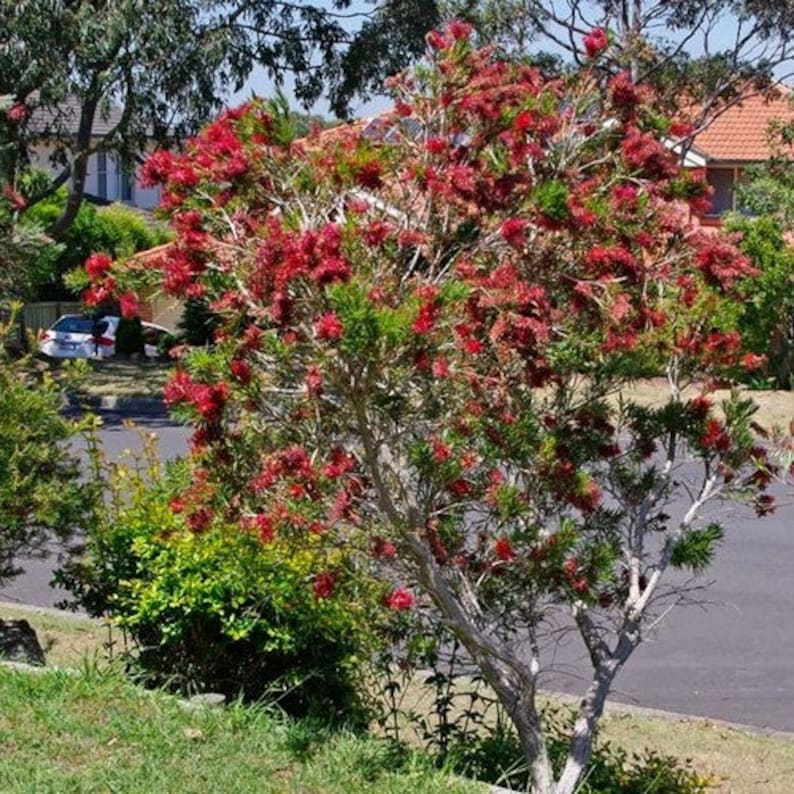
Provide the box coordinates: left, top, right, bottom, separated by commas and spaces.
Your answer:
87, 24, 779, 794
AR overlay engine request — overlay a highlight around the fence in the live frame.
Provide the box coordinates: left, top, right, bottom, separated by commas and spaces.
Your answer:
23, 301, 83, 338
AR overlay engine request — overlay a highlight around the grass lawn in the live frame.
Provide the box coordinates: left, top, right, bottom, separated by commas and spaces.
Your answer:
0, 665, 479, 794
3, 604, 794, 793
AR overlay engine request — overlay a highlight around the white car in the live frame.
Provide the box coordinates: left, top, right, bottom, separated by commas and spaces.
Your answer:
38, 315, 171, 359
38, 314, 121, 359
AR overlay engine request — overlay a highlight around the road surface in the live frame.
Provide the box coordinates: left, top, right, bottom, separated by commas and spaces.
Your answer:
2, 411, 793, 732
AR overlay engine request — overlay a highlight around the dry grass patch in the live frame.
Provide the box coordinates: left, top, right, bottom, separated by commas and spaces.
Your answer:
599, 709, 794, 793
619, 378, 794, 431
0, 602, 106, 668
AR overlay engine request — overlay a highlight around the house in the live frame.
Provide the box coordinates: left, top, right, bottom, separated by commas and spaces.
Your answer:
27, 95, 161, 210
687, 89, 794, 223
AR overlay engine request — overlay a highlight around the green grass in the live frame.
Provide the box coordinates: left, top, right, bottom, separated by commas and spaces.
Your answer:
0, 665, 479, 794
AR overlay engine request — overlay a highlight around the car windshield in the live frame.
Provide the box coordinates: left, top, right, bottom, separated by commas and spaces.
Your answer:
52, 317, 107, 335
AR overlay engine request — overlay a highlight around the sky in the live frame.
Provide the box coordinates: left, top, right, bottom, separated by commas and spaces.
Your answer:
228, 1, 794, 122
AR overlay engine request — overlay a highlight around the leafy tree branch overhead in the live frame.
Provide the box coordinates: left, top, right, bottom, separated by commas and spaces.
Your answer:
0, 0, 441, 238
444, 0, 794, 132
86, 24, 786, 793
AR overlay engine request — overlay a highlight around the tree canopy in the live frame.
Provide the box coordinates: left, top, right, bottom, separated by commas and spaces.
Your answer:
0, 0, 440, 238
86, 25, 779, 792
444, 0, 794, 128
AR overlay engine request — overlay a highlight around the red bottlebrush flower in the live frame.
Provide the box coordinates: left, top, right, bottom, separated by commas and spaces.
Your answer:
394, 100, 413, 118
312, 256, 352, 286
169, 497, 186, 514
305, 364, 323, 398
246, 514, 274, 543
690, 395, 712, 416
447, 478, 472, 498
372, 537, 397, 560
610, 71, 641, 109
314, 571, 337, 600
85, 253, 113, 281
611, 184, 639, 210
447, 20, 473, 40
669, 121, 694, 138
425, 136, 446, 155
139, 149, 176, 187
241, 324, 263, 352
561, 557, 579, 579
494, 537, 516, 562
281, 445, 312, 475
6, 103, 27, 122
118, 291, 139, 319
383, 588, 415, 611
315, 312, 344, 341
2, 185, 26, 211
700, 418, 731, 454
230, 358, 252, 385
501, 218, 527, 248
572, 577, 590, 594
426, 29, 450, 50
322, 447, 356, 479
513, 110, 534, 133
353, 159, 382, 189
413, 302, 438, 334
431, 357, 450, 378
83, 280, 116, 307
583, 27, 608, 58
432, 439, 452, 462
190, 382, 229, 422
741, 353, 767, 371
163, 370, 194, 406
187, 508, 213, 533
363, 220, 393, 247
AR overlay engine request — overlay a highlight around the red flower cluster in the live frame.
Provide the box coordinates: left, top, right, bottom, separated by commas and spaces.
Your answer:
583, 28, 608, 58
383, 588, 415, 611
494, 537, 516, 562
163, 371, 230, 424
315, 312, 344, 341
6, 103, 27, 122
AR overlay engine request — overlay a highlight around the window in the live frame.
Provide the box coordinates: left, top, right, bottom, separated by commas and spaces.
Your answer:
120, 169, 133, 203
96, 151, 107, 199
705, 168, 735, 216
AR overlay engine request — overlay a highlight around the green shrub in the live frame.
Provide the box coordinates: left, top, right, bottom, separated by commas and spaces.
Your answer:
446, 717, 711, 793
114, 316, 145, 356
0, 305, 97, 584
22, 189, 170, 301
178, 297, 219, 346
723, 214, 794, 389
58, 453, 382, 725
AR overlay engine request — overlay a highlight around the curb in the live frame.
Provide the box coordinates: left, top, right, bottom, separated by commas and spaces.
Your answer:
66, 393, 168, 416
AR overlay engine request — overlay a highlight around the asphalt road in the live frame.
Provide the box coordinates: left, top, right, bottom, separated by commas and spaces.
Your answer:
2, 412, 793, 732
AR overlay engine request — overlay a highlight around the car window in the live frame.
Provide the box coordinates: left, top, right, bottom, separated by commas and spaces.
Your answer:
53, 317, 95, 334
52, 316, 110, 335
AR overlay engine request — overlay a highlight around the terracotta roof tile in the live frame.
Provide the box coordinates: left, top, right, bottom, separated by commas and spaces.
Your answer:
692, 88, 794, 162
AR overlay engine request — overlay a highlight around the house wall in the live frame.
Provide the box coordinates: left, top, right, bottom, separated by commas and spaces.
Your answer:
29, 141, 161, 210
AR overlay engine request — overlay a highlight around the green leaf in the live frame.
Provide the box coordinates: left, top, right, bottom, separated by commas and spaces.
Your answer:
670, 523, 724, 573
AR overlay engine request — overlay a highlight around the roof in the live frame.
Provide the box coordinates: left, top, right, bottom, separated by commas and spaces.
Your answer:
28, 94, 128, 138
691, 88, 794, 162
